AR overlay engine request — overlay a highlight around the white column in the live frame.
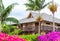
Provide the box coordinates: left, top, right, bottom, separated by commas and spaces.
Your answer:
33, 23, 35, 30
23, 24, 25, 30
17, 26, 19, 28
53, 14, 55, 31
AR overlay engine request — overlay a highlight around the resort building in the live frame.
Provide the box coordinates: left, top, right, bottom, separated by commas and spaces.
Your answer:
19, 12, 60, 34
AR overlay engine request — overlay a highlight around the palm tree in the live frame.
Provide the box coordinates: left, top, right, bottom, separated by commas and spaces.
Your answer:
0, 0, 19, 32
0, 0, 19, 24
25, 0, 51, 34
48, 0, 57, 31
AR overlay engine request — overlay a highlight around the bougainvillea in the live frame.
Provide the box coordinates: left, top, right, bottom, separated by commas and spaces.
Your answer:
38, 31, 60, 41
0, 33, 26, 41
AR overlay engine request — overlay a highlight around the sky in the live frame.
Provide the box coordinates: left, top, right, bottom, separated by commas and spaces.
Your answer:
2, 0, 60, 20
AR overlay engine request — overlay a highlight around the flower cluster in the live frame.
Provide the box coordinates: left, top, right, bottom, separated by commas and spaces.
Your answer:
38, 32, 60, 41
0, 33, 26, 41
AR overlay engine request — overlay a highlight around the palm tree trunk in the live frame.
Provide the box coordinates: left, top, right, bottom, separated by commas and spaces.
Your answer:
52, 0, 54, 5
53, 13, 55, 31
52, 0, 55, 31
38, 11, 41, 35
0, 21, 2, 33
38, 21, 41, 35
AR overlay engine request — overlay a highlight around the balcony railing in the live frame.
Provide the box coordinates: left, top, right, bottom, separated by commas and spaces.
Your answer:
23, 27, 35, 31
22, 24, 60, 31
42, 24, 60, 28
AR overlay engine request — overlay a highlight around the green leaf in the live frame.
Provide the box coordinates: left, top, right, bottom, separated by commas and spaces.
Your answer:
42, 1, 52, 9
25, 0, 52, 11
29, 0, 34, 3
0, 0, 5, 15
1, 3, 18, 20
25, 3, 34, 7
5, 17, 19, 24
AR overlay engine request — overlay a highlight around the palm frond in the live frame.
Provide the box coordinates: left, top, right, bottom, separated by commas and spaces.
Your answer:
1, 0, 5, 10
0, 0, 5, 14
25, 0, 50, 11
28, 0, 34, 4
41, 0, 45, 5
0, 0, 2, 5
25, 3, 34, 7
1, 3, 18, 20
25, 3, 35, 10
26, 7, 34, 11
42, 1, 52, 9
1, 0, 4, 9
5, 17, 19, 24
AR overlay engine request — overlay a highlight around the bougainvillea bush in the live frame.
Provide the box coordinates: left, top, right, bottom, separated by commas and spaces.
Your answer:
38, 31, 60, 41
0, 33, 27, 41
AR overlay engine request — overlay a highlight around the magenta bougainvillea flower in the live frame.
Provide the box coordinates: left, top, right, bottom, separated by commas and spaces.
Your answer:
0, 33, 26, 41
38, 31, 60, 41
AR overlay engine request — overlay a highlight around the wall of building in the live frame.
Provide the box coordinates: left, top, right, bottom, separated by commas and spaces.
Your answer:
19, 21, 60, 34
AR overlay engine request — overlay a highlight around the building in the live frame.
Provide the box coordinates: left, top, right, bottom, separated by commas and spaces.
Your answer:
19, 12, 60, 34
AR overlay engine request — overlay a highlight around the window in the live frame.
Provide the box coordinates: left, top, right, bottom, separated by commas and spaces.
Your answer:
28, 27, 35, 31
46, 22, 50, 25
57, 24, 60, 26
35, 22, 39, 25
20, 24, 23, 27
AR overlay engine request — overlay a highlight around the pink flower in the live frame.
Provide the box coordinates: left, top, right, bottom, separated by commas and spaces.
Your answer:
0, 33, 26, 41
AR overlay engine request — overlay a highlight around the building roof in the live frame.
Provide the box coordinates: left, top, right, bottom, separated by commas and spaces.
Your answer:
20, 12, 60, 24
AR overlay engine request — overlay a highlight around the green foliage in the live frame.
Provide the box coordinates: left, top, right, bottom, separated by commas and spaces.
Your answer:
10, 26, 22, 35
9, 29, 22, 35
0, 0, 19, 24
12, 29, 20, 34
2, 24, 22, 35
2, 24, 10, 33
1, 3, 18, 20
25, 0, 51, 11
5, 17, 19, 24
20, 34, 38, 41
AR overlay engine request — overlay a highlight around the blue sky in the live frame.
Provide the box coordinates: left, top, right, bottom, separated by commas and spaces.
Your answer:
3, 0, 60, 20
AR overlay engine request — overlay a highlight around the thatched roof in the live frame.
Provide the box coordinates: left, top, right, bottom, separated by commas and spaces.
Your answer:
20, 12, 60, 24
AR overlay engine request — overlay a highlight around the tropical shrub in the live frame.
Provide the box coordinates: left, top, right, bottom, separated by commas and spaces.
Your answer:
20, 34, 38, 41
0, 33, 27, 41
9, 29, 22, 35
2, 24, 22, 35
2, 24, 11, 33
38, 31, 60, 41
